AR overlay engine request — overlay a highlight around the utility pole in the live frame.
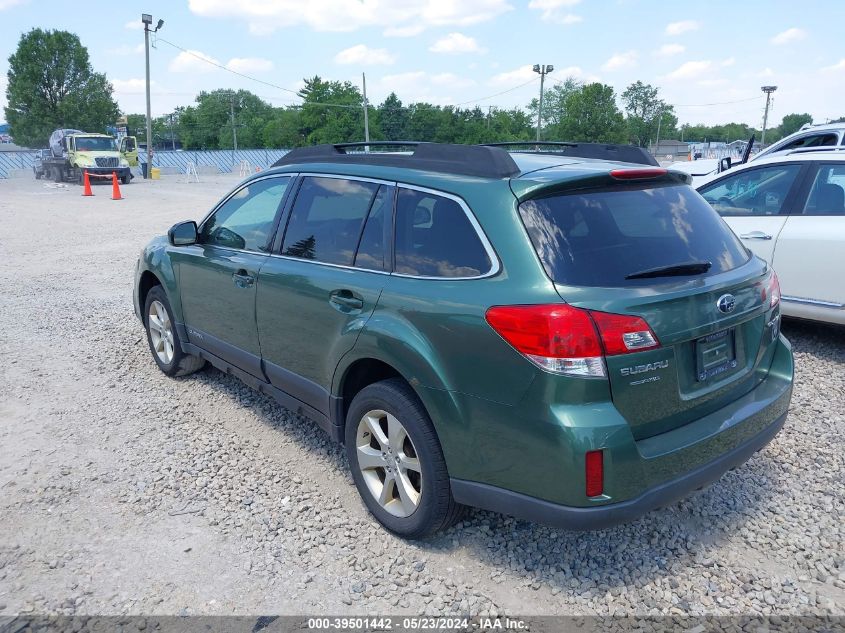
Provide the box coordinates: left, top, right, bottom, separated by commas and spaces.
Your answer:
362, 73, 370, 147
168, 113, 175, 150
533, 64, 554, 142
761, 86, 778, 145
487, 105, 493, 129
654, 108, 664, 156
141, 13, 164, 178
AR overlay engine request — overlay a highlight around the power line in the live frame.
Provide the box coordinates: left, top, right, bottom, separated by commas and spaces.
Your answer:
453, 77, 539, 106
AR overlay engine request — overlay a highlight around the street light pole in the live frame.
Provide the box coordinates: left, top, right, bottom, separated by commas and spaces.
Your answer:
142, 14, 164, 178
533, 64, 554, 142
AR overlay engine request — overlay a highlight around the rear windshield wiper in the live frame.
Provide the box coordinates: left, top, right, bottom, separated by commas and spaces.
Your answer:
625, 261, 712, 280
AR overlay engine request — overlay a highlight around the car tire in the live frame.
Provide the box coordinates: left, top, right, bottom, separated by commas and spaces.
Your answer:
143, 285, 206, 377
53, 167, 62, 183
345, 378, 463, 538
34, 168, 41, 180
122, 173, 130, 185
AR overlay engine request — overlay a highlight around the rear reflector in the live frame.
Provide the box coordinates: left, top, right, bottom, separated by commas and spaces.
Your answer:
585, 450, 604, 497
609, 168, 668, 180
485, 304, 660, 377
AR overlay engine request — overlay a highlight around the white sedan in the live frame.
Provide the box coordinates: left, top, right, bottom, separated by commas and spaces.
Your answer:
697, 149, 845, 325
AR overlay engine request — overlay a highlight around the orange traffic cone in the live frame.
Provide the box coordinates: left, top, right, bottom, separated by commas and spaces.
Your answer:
82, 170, 93, 196
111, 171, 122, 200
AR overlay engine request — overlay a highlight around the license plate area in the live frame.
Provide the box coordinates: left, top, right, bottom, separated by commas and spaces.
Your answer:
695, 328, 737, 382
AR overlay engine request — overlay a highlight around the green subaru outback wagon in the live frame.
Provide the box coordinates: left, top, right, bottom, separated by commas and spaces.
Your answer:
134, 142, 793, 538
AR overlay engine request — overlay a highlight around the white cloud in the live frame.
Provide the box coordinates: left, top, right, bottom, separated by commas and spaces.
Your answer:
602, 50, 637, 71
771, 28, 806, 45
757, 67, 775, 78
383, 24, 425, 37
107, 43, 145, 56
168, 50, 221, 73
489, 65, 536, 85
654, 43, 685, 57
822, 59, 845, 72
665, 20, 699, 36
663, 60, 712, 80
430, 72, 476, 88
226, 57, 274, 73
721, 57, 736, 67
124, 19, 144, 30
188, 0, 513, 34
429, 32, 486, 54
0, 0, 26, 9
528, 0, 581, 23
334, 44, 395, 65
111, 78, 154, 93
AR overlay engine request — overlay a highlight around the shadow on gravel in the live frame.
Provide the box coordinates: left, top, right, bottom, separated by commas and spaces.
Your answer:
781, 318, 845, 359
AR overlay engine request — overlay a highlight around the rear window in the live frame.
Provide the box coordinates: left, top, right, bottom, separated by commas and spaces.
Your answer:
519, 184, 750, 287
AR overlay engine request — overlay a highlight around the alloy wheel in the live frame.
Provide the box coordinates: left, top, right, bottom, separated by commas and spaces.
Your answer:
148, 300, 175, 365
355, 409, 423, 518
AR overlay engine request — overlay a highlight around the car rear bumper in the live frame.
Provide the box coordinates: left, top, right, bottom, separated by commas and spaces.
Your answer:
445, 334, 793, 529
451, 407, 786, 530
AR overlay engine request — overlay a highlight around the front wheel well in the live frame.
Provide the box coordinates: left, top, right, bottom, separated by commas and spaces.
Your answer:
138, 271, 162, 322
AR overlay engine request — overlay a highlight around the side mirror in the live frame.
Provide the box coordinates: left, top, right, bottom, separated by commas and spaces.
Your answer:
168, 220, 197, 246
718, 157, 732, 173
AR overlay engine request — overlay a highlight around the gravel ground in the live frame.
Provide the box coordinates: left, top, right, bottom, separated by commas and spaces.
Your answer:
0, 175, 842, 618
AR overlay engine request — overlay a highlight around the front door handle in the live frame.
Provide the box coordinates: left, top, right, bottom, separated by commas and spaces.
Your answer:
232, 269, 255, 289
329, 289, 364, 312
739, 231, 773, 240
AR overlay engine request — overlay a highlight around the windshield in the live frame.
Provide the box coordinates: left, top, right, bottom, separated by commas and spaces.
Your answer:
75, 137, 116, 152
519, 184, 750, 287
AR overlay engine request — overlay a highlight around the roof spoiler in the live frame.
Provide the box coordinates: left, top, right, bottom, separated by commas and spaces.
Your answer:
272, 142, 521, 179
479, 141, 660, 167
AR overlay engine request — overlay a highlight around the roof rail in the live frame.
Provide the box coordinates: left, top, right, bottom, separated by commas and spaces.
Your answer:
785, 146, 845, 156
272, 142, 520, 178
480, 141, 659, 167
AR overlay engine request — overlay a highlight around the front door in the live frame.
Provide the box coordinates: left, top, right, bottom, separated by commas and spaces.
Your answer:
699, 162, 806, 264
256, 175, 392, 413
120, 136, 138, 166
175, 175, 292, 377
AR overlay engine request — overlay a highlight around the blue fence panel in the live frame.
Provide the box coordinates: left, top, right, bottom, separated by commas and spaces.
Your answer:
0, 151, 36, 178
139, 149, 289, 174
0, 148, 290, 178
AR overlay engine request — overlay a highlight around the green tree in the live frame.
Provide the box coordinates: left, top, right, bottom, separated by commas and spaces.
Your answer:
262, 108, 304, 148
298, 76, 364, 144
778, 113, 813, 138
527, 77, 582, 138
621, 81, 677, 147
378, 92, 408, 141
177, 89, 273, 149
556, 83, 627, 143
4, 28, 120, 147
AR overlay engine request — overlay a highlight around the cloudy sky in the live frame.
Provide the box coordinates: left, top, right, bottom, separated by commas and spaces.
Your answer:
1, 0, 843, 128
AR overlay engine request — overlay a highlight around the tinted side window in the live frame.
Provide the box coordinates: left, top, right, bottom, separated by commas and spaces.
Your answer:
394, 188, 491, 278
354, 185, 391, 271
282, 176, 380, 265
781, 133, 837, 151
803, 164, 845, 215
699, 165, 802, 216
199, 177, 290, 251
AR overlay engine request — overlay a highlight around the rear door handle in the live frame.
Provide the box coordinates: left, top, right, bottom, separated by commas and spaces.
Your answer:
739, 231, 773, 240
329, 290, 364, 312
232, 269, 255, 288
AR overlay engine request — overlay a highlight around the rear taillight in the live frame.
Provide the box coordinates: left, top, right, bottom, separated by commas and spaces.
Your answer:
485, 304, 660, 378
609, 168, 667, 180
585, 450, 604, 497
768, 270, 781, 309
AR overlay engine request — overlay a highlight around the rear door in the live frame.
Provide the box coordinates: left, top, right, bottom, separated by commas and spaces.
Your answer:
520, 182, 778, 439
773, 162, 845, 310
255, 175, 391, 413
698, 162, 807, 263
